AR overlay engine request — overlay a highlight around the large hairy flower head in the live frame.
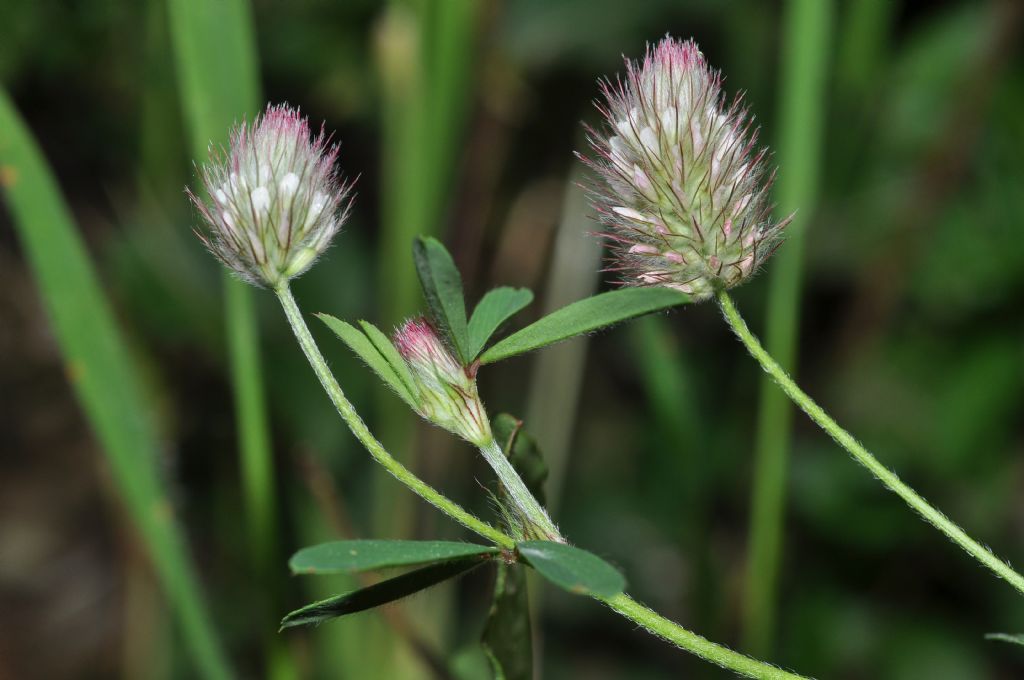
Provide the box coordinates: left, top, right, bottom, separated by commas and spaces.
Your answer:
189, 103, 354, 288
394, 318, 491, 446
581, 37, 790, 300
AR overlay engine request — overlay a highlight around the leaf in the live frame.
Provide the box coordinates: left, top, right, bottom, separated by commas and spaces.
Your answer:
493, 414, 549, 505
479, 287, 690, 364
481, 564, 532, 680
0, 90, 231, 678
517, 540, 625, 597
281, 557, 489, 629
467, 287, 534, 359
985, 633, 1024, 647
413, 236, 470, 362
290, 540, 499, 575
358, 320, 417, 398
317, 314, 417, 408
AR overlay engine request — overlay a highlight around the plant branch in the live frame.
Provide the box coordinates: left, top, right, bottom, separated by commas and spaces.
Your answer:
717, 289, 1024, 596
602, 594, 807, 679
275, 283, 513, 549
278, 283, 805, 679
478, 438, 561, 541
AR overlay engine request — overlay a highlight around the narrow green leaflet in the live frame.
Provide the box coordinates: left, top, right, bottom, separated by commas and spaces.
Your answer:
493, 414, 549, 505
413, 236, 470, 362
317, 314, 417, 408
517, 540, 625, 597
479, 287, 690, 364
358, 320, 417, 397
281, 557, 490, 629
290, 540, 499, 575
0, 90, 231, 680
467, 287, 533, 360
986, 633, 1024, 647
481, 564, 532, 680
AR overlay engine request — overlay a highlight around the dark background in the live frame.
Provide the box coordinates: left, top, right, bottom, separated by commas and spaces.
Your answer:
2, 0, 1024, 678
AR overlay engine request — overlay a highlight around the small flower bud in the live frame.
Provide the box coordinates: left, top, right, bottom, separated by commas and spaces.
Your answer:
189, 103, 354, 288
580, 37, 790, 300
393, 318, 491, 446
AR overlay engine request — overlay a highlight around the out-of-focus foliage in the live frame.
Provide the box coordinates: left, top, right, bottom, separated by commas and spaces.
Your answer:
1, 0, 1023, 678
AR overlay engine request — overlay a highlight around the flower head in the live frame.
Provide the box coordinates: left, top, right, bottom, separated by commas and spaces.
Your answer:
394, 318, 491, 446
189, 103, 354, 287
581, 37, 789, 300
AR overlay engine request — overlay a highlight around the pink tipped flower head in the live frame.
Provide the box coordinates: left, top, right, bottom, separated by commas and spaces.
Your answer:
393, 318, 491, 446
580, 37, 790, 300
189, 103, 354, 288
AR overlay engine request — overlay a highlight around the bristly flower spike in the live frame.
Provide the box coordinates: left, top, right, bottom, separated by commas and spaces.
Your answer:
189, 103, 355, 288
580, 36, 791, 300
393, 317, 492, 447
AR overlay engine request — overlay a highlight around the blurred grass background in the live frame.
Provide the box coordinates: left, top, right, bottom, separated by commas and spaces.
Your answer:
2, 0, 1024, 678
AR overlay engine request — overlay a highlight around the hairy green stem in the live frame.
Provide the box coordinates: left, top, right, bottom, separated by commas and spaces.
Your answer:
602, 594, 806, 680
275, 284, 512, 549
478, 438, 561, 541
718, 290, 1024, 596
277, 284, 805, 679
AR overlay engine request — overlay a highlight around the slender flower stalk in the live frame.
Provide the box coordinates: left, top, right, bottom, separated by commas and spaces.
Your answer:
716, 290, 1024, 596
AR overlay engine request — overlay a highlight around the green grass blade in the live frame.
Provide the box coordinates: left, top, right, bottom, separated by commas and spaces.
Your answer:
744, 0, 834, 656
167, 0, 260, 150
0, 89, 232, 680
372, 0, 480, 546
165, 1, 291, 677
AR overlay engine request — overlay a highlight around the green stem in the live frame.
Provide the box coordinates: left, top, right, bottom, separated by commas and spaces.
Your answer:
478, 438, 561, 541
719, 290, 1024, 597
602, 594, 806, 680
275, 284, 513, 550
278, 283, 805, 679
745, 0, 833, 654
